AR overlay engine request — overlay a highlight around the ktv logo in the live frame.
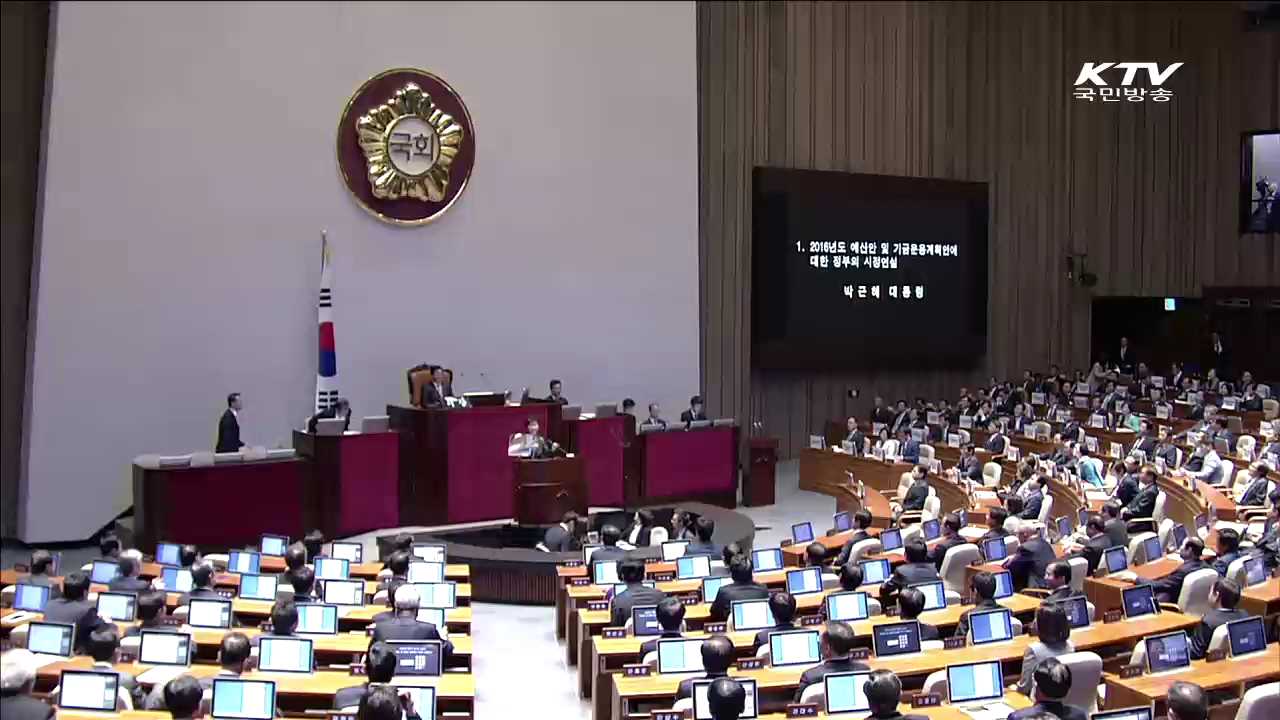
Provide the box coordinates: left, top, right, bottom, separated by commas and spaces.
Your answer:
1072, 62, 1183, 103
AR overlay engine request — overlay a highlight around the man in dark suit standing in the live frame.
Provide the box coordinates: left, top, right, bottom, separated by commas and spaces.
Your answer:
1116, 336, 1136, 376
542, 512, 583, 553
41, 572, 103, 652
371, 586, 452, 658
1151, 538, 1210, 604
709, 556, 769, 622
215, 393, 244, 452
1207, 332, 1228, 378
1006, 524, 1055, 590
609, 559, 667, 627
0, 649, 55, 720
680, 395, 708, 423
928, 514, 969, 571
307, 397, 351, 433
879, 539, 940, 607
1189, 579, 1247, 659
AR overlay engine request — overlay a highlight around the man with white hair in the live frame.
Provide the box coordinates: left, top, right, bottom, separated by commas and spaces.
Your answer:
107, 549, 150, 593
0, 649, 54, 720
370, 585, 453, 660
1005, 522, 1055, 591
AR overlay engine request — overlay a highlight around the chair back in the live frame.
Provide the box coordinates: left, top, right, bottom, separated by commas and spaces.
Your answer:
1152, 492, 1168, 525
1037, 495, 1055, 525
1127, 532, 1158, 564
1175, 568, 1219, 616
799, 683, 825, 706
1157, 518, 1176, 549
1237, 436, 1257, 460
1209, 623, 1232, 655
983, 463, 1003, 487
1066, 557, 1089, 592
672, 698, 695, 712
1263, 399, 1279, 420
848, 539, 883, 564
921, 670, 948, 698
407, 366, 433, 406
649, 526, 669, 546
1234, 682, 1280, 720
1054, 651, 1103, 713
897, 473, 913, 501
940, 544, 982, 594
919, 444, 936, 461
884, 439, 901, 458
923, 495, 942, 521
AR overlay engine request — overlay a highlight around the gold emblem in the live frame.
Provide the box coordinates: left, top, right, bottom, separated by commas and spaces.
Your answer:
356, 83, 464, 202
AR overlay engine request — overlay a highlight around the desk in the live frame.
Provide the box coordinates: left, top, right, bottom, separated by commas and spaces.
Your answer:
560, 414, 631, 507
1240, 577, 1280, 616
634, 425, 738, 506
756, 702, 1033, 720
800, 450, 912, 497
292, 430, 399, 537
1102, 644, 1279, 713
1084, 557, 1181, 611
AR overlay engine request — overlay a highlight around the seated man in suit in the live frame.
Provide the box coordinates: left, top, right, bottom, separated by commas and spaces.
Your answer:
707, 677, 746, 720
1100, 502, 1129, 548
0, 649, 55, 720
1182, 437, 1224, 486
953, 571, 1001, 639
842, 417, 866, 453
878, 539, 940, 608
1238, 463, 1273, 507
590, 525, 629, 564
1167, 681, 1209, 720
685, 517, 722, 558
746, 591, 798, 652
23, 550, 61, 600
289, 566, 321, 604
794, 622, 870, 701
1073, 515, 1114, 575
1008, 658, 1087, 720
79, 626, 141, 709
41, 572, 103, 652
928, 513, 969, 571
982, 508, 1011, 541
216, 392, 245, 453
98, 533, 122, 562
954, 444, 983, 485
641, 402, 668, 430
1255, 495, 1280, 570
640, 596, 686, 657
1015, 603, 1075, 696
334, 642, 398, 709
1042, 561, 1080, 601
420, 367, 450, 407
1112, 456, 1141, 501
709, 556, 769, 623
609, 558, 667, 627
1189, 579, 1247, 660
680, 395, 708, 423
902, 467, 930, 512
307, 397, 351, 433
864, 669, 928, 720
107, 551, 150, 593
1211, 528, 1243, 577
372, 585, 453, 659
1005, 523, 1055, 590
676, 635, 734, 700
1150, 537, 1210, 604
836, 562, 864, 593
1121, 466, 1160, 525
1019, 476, 1048, 521
1130, 421, 1158, 458
124, 591, 179, 638
835, 509, 876, 565
543, 512, 583, 552
898, 430, 921, 464
897, 587, 939, 641
984, 427, 1009, 454
253, 601, 300, 644
178, 562, 222, 606
142, 633, 248, 711
279, 542, 308, 585
547, 379, 568, 405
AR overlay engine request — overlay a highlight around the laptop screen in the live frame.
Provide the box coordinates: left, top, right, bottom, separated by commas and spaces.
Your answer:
824, 671, 873, 714
991, 571, 1014, 599
702, 576, 730, 604
1056, 517, 1072, 539
139, 631, 192, 666
408, 562, 445, 583
211, 679, 276, 720
58, 670, 119, 712
28, 622, 74, 656
873, 621, 921, 657
90, 560, 119, 584
294, 603, 339, 634
412, 582, 457, 609
922, 519, 941, 541
910, 581, 947, 611
323, 579, 365, 606
329, 542, 363, 563
786, 567, 824, 595
314, 557, 350, 580
880, 528, 903, 551
958, 509, 968, 527
792, 522, 816, 544
752, 548, 784, 572
591, 560, 620, 585
238, 573, 276, 600
1169, 524, 1188, 552
632, 606, 661, 636
661, 541, 689, 561
1243, 557, 1267, 587
1227, 617, 1267, 658
1060, 596, 1092, 628
731, 600, 776, 631
1145, 632, 1190, 673
825, 591, 870, 622
388, 640, 443, 676
1141, 537, 1162, 564
1092, 709, 1153, 720
859, 559, 891, 585
1105, 546, 1129, 574
187, 599, 233, 629
162, 567, 194, 593
257, 637, 313, 673
657, 638, 705, 674
982, 537, 1008, 562
693, 679, 759, 719
947, 661, 1005, 704
260, 535, 288, 557
1078, 508, 1090, 527
228, 551, 261, 575
391, 686, 436, 720
156, 543, 182, 567
768, 629, 821, 667
96, 592, 137, 622
1122, 585, 1157, 619
676, 555, 711, 580
833, 512, 852, 532
582, 544, 603, 565
969, 609, 1013, 645
1194, 513, 1208, 531
416, 607, 445, 628
411, 544, 446, 564
13, 583, 49, 612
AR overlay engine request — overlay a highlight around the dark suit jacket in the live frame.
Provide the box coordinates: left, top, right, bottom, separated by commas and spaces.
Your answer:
836, 531, 875, 565
307, 406, 351, 433
371, 614, 454, 660
1211, 551, 1242, 578
1021, 491, 1044, 521
795, 658, 871, 701
640, 630, 683, 658
1153, 559, 1210, 601
591, 546, 629, 564
333, 683, 371, 710
1240, 477, 1270, 507
929, 536, 968, 571
958, 456, 982, 483
1104, 519, 1129, 549
1010, 702, 1088, 720
879, 562, 940, 605
679, 410, 708, 423
177, 587, 222, 606
1131, 436, 1157, 457
900, 439, 921, 463
420, 383, 448, 408
1045, 586, 1082, 602
844, 430, 866, 452
677, 671, 729, 700
954, 598, 1002, 639
610, 585, 668, 627
1080, 534, 1113, 575
1008, 538, 1056, 590
710, 581, 770, 622
1114, 476, 1139, 507
752, 621, 797, 652
107, 576, 151, 593
684, 540, 722, 557
903, 482, 929, 511
1123, 484, 1158, 519
42, 597, 103, 651
985, 434, 1008, 454
0, 695, 54, 720
1190, 607, 1249, 659
215, 409, 242, 453
543, 525, 579, 552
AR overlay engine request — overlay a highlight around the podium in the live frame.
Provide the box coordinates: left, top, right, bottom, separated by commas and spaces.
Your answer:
745, 437, 778, 506
292, 430, 399, 537
513, 456, 586, 525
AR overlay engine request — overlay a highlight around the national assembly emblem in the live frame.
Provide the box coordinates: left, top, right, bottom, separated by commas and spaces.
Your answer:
337, 68, 475, 226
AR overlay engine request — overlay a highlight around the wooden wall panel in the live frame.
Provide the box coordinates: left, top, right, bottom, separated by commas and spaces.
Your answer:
698, 1, 1280, 459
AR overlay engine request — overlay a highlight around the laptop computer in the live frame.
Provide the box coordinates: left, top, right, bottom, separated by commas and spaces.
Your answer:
322, 579, 365, 606
361, 415, 390, 433
731, 599, 777, 631
1242, 556, 1268, 587
1168, 524, 1188, 553
880, 528, 904, 552
592, 559, 620, 585
786, 567, 824, 595
411, 543, 446, 564
1077, 508, 1090, 528
833, 512, 853, 532
702, 576, 730, 604
631, 606, 661, 636
792, 522, 816, 544
991, 571, 1014, 600
294, 603, 339, 635
769, 628, 821, 667
257, 636, 314, 673
676, 555, 712, 580
657, 637, 706, 674
156, 542, 183, 567
1121, 584, 1158, 620
751, 547, 784, 572
1104, 546, 1129, 575
260, 535, 288, 557
314, 557, 350, 580
968, 608, 1014, 646
390, 686, 437, 718
946, 660, 1011, 715
238, 573, 277, 601
211, 678, 276, 720
661, 540, 689, 561
873, 621, 922, 658
228, 551, 261, 575
1055, 516, 1072, 540
1139, 536, 1162, 565
416, 607, 446, 630
388, 640, 443, 679
859, 558, 891, 585
824, 671, 873, 715
26, 622, 74, 667
1226, 616, 1267, 659
693, 678, 759, 719
922, 519, 941, 542
96, 592, 138, 622
161, 566, 194, 593
329, 542, 363, 563
13, 583, 50, 612
825, 591, 870, 622
1060, 595, 1092, 628
187, 598, 233, 629
58, 670, 120, 712
408, 562, 445, 583
315, 418, 345, 436
136, 631, 193, 685
909, 581, 948, 611
412, 582, 457, 609
1144, 631, 1191, 675
90, 560, 119, 584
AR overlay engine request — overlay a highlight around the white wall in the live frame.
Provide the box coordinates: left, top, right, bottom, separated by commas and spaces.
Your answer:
22, 1, 699, 542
